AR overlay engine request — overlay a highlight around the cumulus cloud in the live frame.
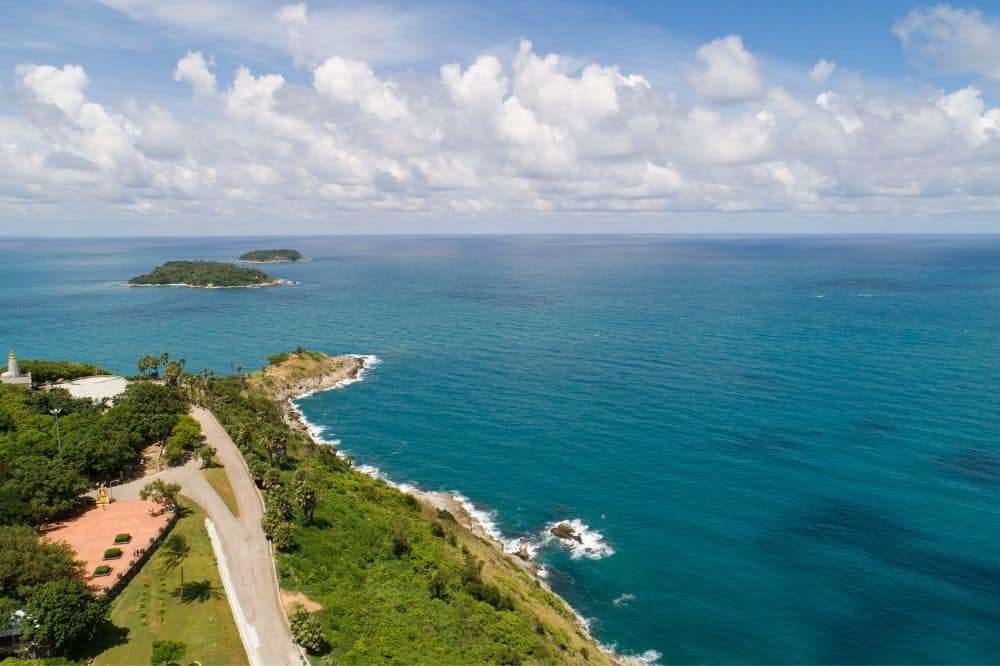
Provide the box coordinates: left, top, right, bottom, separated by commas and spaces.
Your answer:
313, 56, 409, 121
685, 35, 763, 103
173, 51, 216, 97
809, 59, 836, 82
894, 4, 1000, 80
4, 34, 1000, 223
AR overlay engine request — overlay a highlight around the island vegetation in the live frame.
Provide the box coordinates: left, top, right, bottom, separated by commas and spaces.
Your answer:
127, 261, 281, 288
238, 249, 305, 263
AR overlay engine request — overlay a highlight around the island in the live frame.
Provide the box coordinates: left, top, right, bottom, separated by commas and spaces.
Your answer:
127, 260, 286, 288
238, 248, 305, 263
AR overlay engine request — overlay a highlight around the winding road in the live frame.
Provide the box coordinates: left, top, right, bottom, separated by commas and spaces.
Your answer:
112, 406, 301, 666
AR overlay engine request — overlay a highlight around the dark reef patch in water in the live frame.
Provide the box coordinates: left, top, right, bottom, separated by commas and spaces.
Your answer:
939, 447, 1000, 484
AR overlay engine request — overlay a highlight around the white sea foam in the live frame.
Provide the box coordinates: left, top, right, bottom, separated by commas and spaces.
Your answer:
612, 592, 636, 607
601, 644, 663, 665
547, 519, 615, 560
451, 493, 507, 544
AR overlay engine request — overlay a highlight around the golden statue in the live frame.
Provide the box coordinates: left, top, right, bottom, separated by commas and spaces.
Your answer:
96, 484, 110, 509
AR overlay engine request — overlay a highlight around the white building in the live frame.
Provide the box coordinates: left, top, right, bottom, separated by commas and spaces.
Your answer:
1, 349, 31, 387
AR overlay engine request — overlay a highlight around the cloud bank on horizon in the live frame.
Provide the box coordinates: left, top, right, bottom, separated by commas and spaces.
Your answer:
2, 1, 1000, 231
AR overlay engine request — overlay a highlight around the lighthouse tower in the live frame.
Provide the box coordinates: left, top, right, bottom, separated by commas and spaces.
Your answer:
1, 349, 31, 386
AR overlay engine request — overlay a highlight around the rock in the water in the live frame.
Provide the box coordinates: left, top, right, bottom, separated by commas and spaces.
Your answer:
515, 547, 532, 561
550, 522, 582, 543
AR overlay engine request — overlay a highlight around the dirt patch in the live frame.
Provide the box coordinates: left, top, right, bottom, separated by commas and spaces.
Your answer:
281, 590, 322, 614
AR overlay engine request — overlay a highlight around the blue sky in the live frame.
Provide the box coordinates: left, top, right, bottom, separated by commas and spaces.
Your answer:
1, 1, 999, 234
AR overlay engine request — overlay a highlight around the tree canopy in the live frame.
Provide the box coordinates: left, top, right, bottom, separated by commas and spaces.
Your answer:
238, 249, 304, 262
128, 261, 277, 287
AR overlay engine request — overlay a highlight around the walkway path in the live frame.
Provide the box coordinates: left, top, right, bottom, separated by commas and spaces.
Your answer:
112, 406, 300, 666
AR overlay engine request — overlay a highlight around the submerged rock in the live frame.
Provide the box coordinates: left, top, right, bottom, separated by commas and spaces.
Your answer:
550, 522, 583, 543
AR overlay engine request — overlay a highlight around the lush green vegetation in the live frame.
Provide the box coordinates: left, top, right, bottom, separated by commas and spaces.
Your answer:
102, 549, 122, 560
128, 261, 277, 288
113, 534, 130, 544
201, 467, 239, 517
238, 249, 304, 262
200, 351, 607, 665
0, 381, 190, 526
0, 525, 111, 658
93, 500, 246, 666
18, 360, 110, 385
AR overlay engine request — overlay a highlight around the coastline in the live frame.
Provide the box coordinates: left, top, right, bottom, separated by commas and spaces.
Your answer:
281, 355, 655, 666
126, 279, 293, 289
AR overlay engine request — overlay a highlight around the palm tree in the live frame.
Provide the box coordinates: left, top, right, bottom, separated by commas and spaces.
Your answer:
159, 533, 191, 598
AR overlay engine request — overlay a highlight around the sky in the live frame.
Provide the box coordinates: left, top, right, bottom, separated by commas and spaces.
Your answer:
1, 1, 999, 235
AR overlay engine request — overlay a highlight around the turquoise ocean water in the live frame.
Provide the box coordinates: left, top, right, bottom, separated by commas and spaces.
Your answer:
1, 235, 998, 663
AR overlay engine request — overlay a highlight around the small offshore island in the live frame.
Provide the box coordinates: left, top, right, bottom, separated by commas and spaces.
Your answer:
128, 260, 286, 288
238, 249, 306, 263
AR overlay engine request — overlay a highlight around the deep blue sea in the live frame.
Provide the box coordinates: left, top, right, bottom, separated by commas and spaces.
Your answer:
2, 235, 999, 663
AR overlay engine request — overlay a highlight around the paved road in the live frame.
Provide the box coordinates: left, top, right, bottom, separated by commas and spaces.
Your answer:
113, 406, 300, 666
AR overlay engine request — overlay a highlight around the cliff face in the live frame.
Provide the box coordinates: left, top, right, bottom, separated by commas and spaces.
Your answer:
250, 351, 366, 402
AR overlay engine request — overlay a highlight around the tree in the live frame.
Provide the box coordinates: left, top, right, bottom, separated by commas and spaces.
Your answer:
158, 533, 191, 597
162, 359, 186, 387
265, 485, 293, 519
261, 509, 294, 551
9, 456, 89, 525
151, 639, 187, 665
140, 479, 181, 512
136, 354, 163, 377
0, 525, 83, 600
197, 444, 216, 468
21, 579, 109, 655
289, 605, 325, 654
292, 470, 319, 524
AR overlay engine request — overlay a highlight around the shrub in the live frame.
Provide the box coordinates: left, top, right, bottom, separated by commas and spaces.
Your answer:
390, 525, 411, 558
267, 352, 291, 366
114, 533, 131, 544
430, 522, 446, 538
289, 606, 325, 654
428, 571, 448, 600
93, 565, 111, 576
150, 639, 187, 665
437, 508, 456, 523
103, 548, 122, 560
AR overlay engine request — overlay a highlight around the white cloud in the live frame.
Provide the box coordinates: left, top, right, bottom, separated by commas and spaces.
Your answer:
894, 4, 1000, 80
809, 59, 836, 82
685, 35, 763, 103
5, 35, 1000, 223
313, 56, 409, 121
173, 51, 216, 97
16, 63, 89, 114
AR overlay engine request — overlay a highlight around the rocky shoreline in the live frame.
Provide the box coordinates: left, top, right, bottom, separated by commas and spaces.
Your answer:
126, 279, 292, 289
272, 353, 626, 665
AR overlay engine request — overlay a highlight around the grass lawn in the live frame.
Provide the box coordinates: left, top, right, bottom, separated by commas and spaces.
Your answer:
91, 498, 247, 666
202, 466, 240, 517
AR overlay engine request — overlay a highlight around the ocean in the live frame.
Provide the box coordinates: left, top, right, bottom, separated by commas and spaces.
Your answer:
1, 235, 998, 663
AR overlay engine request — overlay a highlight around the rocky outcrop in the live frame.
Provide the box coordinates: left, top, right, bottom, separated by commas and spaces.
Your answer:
550, 521, 583, 543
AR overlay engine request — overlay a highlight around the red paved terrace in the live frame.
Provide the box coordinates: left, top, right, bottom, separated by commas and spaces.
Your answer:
43, 499, 172, 592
